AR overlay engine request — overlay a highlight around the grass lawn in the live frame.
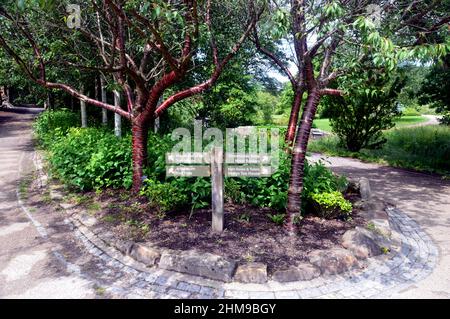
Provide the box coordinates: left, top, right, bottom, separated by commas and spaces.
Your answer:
392, 115, 428, 127
308, 125, 450, 176
312, 115, 428, 132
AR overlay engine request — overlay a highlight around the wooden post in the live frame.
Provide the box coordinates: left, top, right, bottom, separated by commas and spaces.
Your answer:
211, 146, 224, 233
80, 85, 87, 128
113, 90, 122, 137
100, 75, 108, 125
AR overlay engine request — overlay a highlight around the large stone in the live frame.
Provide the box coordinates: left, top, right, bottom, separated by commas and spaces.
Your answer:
78, 213, 98, 227
369, 219, 392, 238
234, 263, 267, 284
308, 248, 359, 275
358, 177, 372, 200
342, 227, 384, 259
272, 263, 320, 282
115, 240, 134, 255
129, 243, 161, 266
159, 250, 237, 282
360, 197, 389, 221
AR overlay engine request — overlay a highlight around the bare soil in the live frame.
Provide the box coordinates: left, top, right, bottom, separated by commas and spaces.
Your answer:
83, 189, 366, 273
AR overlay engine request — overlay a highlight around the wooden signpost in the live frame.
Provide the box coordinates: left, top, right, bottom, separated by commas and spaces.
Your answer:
166, 147, 272, 233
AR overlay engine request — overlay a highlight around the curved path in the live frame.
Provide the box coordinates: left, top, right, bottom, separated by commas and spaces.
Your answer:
310, 153, 450, 298
0, 107, 448, 299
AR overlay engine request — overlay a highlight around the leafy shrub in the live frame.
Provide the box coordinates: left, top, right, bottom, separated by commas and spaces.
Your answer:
224, 178, 246, 204
439, 112, 450, 125
225, 153, 349, 214
234, 152, 291, 211
140, 179, 188, 213
310, 191, 352, 219
34, 109, 79, 146
303, 161, 348, 198
401, 107, 421, 116
266, 213, 286, 225
328, 58, 405, 151
49, 127, 133, 190
35, 110, 353, 218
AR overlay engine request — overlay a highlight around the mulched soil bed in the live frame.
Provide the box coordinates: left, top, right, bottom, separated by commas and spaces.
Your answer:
87, 189, 366, 274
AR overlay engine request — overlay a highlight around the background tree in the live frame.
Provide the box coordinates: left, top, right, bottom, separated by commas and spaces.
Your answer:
419, 54, 450, 124
327, 58, 406, 152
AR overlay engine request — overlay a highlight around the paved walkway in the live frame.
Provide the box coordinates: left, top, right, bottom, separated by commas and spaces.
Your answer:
310, 153, 450, 298
0, 107, 96, 298
0, 107, 448, 299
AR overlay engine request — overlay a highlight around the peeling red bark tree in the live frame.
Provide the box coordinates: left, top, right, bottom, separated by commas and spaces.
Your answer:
285, 56, 343, 235
131, 120, 149, 192
285, 88, 304, 145
0, 1, 261, 192
285, 87, 321, 234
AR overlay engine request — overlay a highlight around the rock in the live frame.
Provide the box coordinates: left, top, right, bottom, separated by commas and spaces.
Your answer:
115, 240, 134, 255
346, 178, 360, 193
308, 248, 359, 275
159, 250, 237, 282
60, 202, 77, 210
358, 177, 372, 200
272, 263, 320, 282
362, 197, 385, 211
360, 197, 389, 220
342, 227, 384, 259
50, 189, 63, 200
369, 219, 392, 238
78, 213, 98, 227
129, 243, 161, 266
234, 263, 267, 284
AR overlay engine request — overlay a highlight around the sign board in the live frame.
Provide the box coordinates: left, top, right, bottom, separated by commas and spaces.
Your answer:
166, 165, 210, 177
166, 149, 273, 233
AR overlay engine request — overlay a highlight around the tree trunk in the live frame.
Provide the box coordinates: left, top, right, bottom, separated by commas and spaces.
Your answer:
0, 86, 13, 108
100, 76, 108, 125
80, 85, 87, 128
47, 91, 54, 110
113, 90, 122, 137
285, 87, 321, 234
131, 120, 149, 192
285, 89, 304, 145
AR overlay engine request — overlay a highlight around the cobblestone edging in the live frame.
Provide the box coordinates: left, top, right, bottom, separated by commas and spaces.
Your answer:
32, 152, 439, 299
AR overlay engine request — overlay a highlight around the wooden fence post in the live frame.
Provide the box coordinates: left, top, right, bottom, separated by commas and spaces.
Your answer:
211, 146, 224, 233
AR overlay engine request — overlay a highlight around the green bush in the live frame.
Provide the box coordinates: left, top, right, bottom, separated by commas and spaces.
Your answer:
49, 128, 133, 190
34, 109, 79, 146
140, 179, 189, 213
224, 153, 349, 214
401, 107, 421, 116
310, 191, 352, 219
